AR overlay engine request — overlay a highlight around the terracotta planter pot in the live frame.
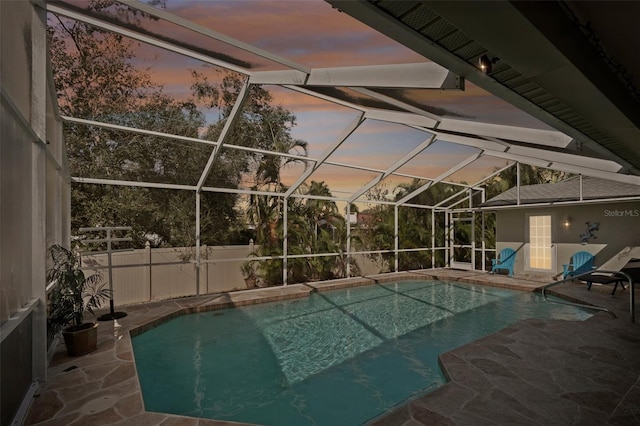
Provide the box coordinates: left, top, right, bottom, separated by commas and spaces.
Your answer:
62, 322, 98, 356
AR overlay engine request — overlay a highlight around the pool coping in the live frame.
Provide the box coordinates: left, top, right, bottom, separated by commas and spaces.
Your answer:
28, 269, 628, 426
129, 270, 546, 335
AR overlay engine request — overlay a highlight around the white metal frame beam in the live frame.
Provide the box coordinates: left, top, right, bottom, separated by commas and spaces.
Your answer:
506, 145, 622, 172
64, 115, 475, 193
49, 2, 636, 196
284, 113, 366, 198
118, 0, 310, 73
352, 87, 442, 121
468, 196, 640, 212
326, 0, 639, 174
46, 3, 250, 75
396, 152, 483, 205
307, 63, 460, 88
437, 118, 573, 148
433, 162, 515, 209
364, 109, 439, 128
72, 177, 197, 191
48, 0, 639, 194
61, 115, 314, 163
249, 70, 309, 85
421, 130, 511, 152
250, 62, 462, 89
416, 127, 625, 176
42, 0, 640, 294
196, 80, 251, 192
62, 116, 217, 147
349, 134, 437, 203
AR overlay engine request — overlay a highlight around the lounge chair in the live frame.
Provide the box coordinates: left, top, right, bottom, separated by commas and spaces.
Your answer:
584, 258, 638, 295
584, 272, 626, 295
491, 248, 516, 277
562, 251, 595, 279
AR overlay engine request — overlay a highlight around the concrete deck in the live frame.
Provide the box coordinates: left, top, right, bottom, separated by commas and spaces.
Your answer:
24, 270, 639, 425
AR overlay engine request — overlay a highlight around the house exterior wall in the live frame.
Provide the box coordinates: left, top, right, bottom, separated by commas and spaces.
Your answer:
495, 200, 640, 277
1, 2, 69, 424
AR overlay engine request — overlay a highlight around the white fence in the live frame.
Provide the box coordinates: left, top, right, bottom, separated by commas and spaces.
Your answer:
79, 245, 385, 307
80, 245, 253, 306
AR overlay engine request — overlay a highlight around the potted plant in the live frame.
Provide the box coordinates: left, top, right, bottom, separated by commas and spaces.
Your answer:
46, 244, 111, 356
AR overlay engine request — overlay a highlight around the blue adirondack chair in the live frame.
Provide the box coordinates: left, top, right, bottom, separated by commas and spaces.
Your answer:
492, 248, 516, 276
562, 251, 595, 279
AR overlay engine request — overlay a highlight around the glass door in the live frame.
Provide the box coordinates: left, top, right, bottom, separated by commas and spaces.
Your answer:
527, 214, 554, 271
451, 214, 473, 269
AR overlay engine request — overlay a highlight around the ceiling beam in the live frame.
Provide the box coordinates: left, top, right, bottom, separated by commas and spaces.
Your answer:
437, 118, 572, 148
306, 62, 462, 89
327, 0, 639, 173
365, 109, 439, 128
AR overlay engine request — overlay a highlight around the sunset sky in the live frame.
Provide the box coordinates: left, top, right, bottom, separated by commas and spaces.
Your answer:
59, 0, 552, 202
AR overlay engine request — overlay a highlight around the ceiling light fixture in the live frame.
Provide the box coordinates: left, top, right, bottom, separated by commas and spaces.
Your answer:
478, 54, 499, 74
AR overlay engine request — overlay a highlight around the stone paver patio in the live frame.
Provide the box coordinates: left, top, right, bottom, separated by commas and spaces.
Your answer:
24, 270, 639, 425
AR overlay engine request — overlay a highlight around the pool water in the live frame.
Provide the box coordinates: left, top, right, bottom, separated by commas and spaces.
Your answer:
132, 281, 591, 425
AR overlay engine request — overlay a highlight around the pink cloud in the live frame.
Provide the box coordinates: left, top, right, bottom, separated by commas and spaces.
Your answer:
163, 0, 423, 68
123, 2, 541, 131
266, 86, 353, 113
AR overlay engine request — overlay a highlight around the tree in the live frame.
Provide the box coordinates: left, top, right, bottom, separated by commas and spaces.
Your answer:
48, 2, 304, 248
243, 180, 359, 286
353, 179, 465, 271
48, 3, 228, 246
296, 181, 352, 281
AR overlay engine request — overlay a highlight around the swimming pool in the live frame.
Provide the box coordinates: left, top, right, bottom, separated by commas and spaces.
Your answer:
132, 280, 591, 425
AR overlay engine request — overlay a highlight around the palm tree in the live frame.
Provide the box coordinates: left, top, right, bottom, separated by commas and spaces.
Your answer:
254, 107, 309, 190
358, 179, 462, 270
304, 181, 338, 239
242, 108, 310, 286
306, 181, 342, 281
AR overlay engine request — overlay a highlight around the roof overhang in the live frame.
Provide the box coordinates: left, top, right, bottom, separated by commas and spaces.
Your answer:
327, 0, 640, 175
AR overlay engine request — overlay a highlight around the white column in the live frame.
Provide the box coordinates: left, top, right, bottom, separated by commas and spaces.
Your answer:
431, 209, 435, 268
31, 1, 48, 382
394, 205, 399, 272
346, 203, 351, 278
282, 198, 288, 286
195, 191, 201, 296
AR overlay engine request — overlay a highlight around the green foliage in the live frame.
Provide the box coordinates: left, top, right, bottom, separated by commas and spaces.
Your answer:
243, 181, 359, 286
48, 1, 308, 248
353, 164, 570, 273
49, 4, 224, 246
49, 1, 573, 283
46, 245, 111, 338
355, 180, 461, 271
